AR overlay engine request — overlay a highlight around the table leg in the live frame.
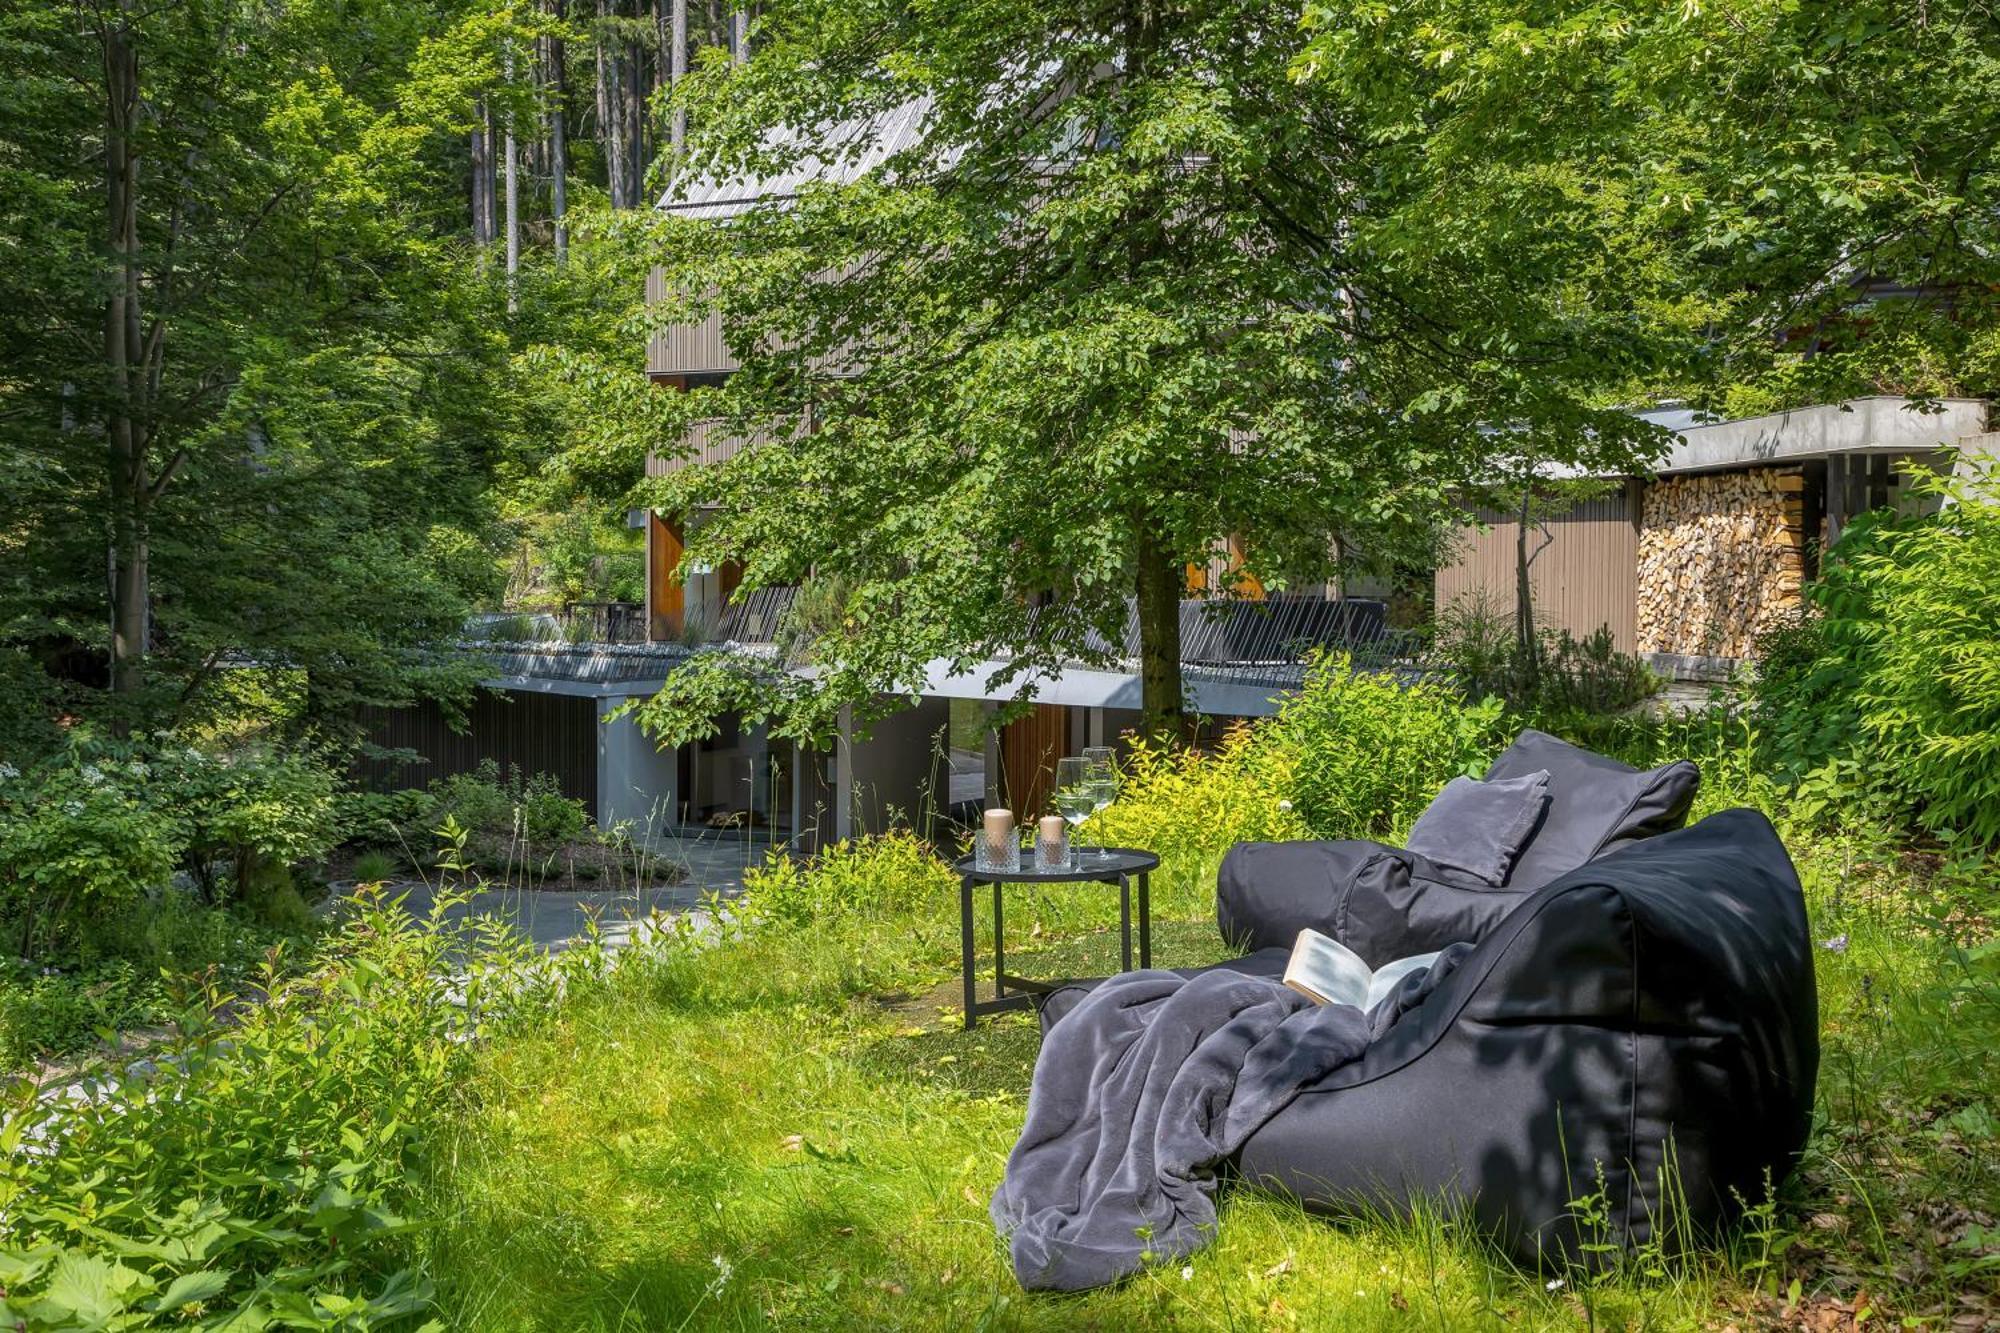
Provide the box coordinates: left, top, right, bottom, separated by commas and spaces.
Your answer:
960, 875, 977, 1030
1120, 872, 1133, 972
992, 880, 1005, 1000
1139, 870, 1152, 968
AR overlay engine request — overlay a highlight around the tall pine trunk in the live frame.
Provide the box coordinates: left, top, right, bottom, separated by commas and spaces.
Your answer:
548, 1, 569, 262
471, 102, 494, 246
626, 40, 644, 204
668, 0, 686, 155
596, 0, 625, 209
503, 50, 519, 306
732, 5, 747, 61
104, 3, 148, 702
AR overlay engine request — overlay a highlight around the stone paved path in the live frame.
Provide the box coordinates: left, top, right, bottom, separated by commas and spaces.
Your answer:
372, 830, 773, 953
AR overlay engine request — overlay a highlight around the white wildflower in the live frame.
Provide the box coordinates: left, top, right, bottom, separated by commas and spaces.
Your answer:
1180, 1266, 1194, 1281
128, 761, 149, 779
1277, 799, 1293, 812
79, 764, 104, 785
1546, 1277, 1565, 1291
63, 800, 83, 818
0, 762, 17, 781
1820, 934, 1849, 953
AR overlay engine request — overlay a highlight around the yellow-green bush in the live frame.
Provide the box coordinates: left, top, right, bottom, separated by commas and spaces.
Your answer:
1262, 654, 1506, 841
739, 830, 957, 926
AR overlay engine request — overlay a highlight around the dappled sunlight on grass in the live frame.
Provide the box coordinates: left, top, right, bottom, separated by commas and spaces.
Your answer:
420, 762, 1999, 1331
426, 909, 1766, 1330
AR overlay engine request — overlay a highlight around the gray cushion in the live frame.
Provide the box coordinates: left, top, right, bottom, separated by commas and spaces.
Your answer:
1403, 771, 1552, 887
1483, 729, 1700, 890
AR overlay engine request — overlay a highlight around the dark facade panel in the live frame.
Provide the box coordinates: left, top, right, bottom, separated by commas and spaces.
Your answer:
356, 689, 598, 812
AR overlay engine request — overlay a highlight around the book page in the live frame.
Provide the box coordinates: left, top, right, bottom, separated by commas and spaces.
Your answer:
1283, 929, 1371, 1009
1364, 951, 1444, 1010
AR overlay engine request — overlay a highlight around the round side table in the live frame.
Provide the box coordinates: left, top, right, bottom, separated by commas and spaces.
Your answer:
951, 847, 1160, 1029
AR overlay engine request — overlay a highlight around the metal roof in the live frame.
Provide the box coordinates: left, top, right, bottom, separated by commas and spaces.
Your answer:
470, 641, 695, 686
657, 98, 936, 219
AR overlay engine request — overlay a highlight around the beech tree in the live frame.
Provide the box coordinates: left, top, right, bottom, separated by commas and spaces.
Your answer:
0, 1, 583, 739
612, 0, 1672, 741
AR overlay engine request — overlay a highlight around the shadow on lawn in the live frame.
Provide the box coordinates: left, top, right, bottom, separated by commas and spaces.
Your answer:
851, 916, 1233, 1098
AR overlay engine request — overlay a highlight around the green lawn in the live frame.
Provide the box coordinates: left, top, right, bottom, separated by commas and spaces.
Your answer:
421, 836, 1999, 1331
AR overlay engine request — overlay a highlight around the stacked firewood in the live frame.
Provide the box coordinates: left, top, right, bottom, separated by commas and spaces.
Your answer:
1636, 468, 1805, 658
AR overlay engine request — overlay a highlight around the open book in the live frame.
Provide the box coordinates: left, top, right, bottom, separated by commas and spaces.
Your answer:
1283, 928, 1443, 1011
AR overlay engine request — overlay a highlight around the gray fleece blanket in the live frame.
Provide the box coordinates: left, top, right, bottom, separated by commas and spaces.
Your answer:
990, 950, 1468, 1291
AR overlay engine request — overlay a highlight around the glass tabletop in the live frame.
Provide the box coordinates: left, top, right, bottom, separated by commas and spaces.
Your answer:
951, 846, 1160, 882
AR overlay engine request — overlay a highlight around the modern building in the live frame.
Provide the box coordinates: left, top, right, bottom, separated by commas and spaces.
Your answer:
1434, 396, 1997, 672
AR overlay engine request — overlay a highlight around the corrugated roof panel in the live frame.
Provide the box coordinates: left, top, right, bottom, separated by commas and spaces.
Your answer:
658, 98, 935, 218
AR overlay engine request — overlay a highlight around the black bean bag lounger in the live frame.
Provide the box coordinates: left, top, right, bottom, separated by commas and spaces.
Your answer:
1037, 809, 1817, 1266
1217, 729, 1702, 966
1230, 808, 1818, 1265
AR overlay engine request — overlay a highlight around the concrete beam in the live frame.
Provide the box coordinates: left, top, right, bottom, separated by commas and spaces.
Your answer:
1658, 396, 1988, 475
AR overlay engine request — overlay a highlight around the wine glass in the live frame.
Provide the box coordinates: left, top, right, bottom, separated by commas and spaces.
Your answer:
1082, 747, 1118, 865
1053, 757, 1096, 864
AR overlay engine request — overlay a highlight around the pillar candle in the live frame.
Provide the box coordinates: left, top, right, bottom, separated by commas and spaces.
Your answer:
982, 808, 1014, 856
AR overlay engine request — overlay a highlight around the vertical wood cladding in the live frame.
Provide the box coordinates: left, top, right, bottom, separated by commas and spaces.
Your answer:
1433, 483, 1641, 652
647, 512, 685, 640
998, 703, 1069, 821
355, 690, 598, 811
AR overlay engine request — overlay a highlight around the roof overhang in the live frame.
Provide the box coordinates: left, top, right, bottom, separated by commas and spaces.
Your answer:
1654, 396, 1989, 476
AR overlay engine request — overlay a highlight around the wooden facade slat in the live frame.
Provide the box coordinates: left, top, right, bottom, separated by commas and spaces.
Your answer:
647, 513, 686, 640
647, 269, 740, 377
1433, 482, 1641, 652
645, 418, 774, 478
998, 704, 1069, 822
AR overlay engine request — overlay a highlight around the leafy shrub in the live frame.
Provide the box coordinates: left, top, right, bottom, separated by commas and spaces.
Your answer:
1808, 472, 2000, 842
336, 786, 438, 846
1266, 652, 1508, 840
0, 887, 546, 1329
1739, 470, 2000, 842
1087, 723, 1309, 877
427, 761, 516, 836
351, 848, 400, 883
1430, 592, 1661, 716
0, 960, 152, 1066
517, 772, 587, 845
156, 743, 342, 901
739, 831, 955, 928
0, 753, 178, 957
419, 761, 587, 848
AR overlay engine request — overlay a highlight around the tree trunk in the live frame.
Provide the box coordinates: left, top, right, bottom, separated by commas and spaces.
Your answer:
1134, 521, 1184, 740
104, 5, 148, 702
549, 4, 570, 263
595, 1, 624, 209
503, 50, 520, 307
668, 0, 686, 155
732, 5, 747, 62
626, 41, 644, 203
484, 100, 500, 240
471, 102, 494, 246
1514, 484, 1540, 681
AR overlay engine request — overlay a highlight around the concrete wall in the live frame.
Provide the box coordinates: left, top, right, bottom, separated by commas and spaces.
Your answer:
595, 697, 678, 838
838, 696, 953, 840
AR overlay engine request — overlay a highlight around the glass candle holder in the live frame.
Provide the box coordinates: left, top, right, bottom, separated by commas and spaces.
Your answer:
1035, 815, 1070, 872
977, 808, 1020, 873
